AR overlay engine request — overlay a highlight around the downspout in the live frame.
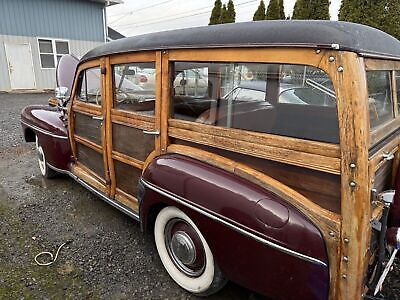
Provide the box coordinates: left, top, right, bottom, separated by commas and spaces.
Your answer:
103, 2, 108, 43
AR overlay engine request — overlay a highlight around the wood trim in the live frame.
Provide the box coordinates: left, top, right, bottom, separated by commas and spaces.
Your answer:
111, 115, 154, 131
392, 70, 398, 118
169, 119, 340, 158
75, 135, 102, 153
168, 48, 325, 65
71, 162, 107, 194
115, 188, 139, 212
143, 150, 158, 172
169, 126, 341, 175
100, 57, 110, 195
369, 136, 400, 172
111, 108, 155, 123
370, 118, 400, 146
167, 144, 341, 289
72, 102, 102, 115
364, 58, 400, 71
109, 51, 156, 65
112, 151, 144, 169
334, 53, 371, 299
160, 50, 170, 153
155, 51, 162, 155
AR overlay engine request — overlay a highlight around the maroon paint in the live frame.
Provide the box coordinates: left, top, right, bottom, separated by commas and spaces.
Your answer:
386, 227, 400, 249
21, 105, 72, 171
141, 154, 329, 299
389, 166, 400, 227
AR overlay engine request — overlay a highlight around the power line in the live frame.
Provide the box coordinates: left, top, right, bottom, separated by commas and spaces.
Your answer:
117, 0, 259, 29
108, 0, 175, 25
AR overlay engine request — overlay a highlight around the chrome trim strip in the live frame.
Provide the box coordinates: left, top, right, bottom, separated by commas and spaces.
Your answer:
21, 120, 69, 140
47, 163, 140, 221
140, 179, 327, 267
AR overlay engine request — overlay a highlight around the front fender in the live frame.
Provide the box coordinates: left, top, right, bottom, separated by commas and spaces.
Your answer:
140, 153, 329, 300
21, 105, 71, 171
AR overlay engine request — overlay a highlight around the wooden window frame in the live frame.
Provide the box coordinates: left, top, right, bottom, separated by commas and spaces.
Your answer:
164, 48, 342, 175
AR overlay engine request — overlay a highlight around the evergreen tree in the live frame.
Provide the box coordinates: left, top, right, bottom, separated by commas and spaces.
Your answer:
226, 0, 236, 23
266, 0, 280, 20
220, 4, 229, 23
339, 0, 385, 30
382, 0, 400, 40
292, 0, 309, 19
292, 0, 330, 20
278, 0, 285, 19
209, 0, 222, 25
253, 0, 266, 21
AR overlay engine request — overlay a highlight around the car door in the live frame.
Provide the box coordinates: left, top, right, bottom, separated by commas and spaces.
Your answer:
107, 53, 160, 212
69, 59, 111, 196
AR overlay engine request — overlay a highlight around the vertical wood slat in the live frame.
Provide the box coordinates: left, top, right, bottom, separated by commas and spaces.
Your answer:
105, 56, 116, 198
392, 70, 398, 118
155, 51, 162, 155
335, 53, 370, 299
160, 50, 170, 153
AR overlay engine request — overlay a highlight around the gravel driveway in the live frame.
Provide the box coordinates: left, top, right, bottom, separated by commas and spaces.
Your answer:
0, 92, 398, 300
0, 93, 257, 299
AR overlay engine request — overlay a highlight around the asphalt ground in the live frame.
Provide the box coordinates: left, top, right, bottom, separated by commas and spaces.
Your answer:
0, 92, 398, 299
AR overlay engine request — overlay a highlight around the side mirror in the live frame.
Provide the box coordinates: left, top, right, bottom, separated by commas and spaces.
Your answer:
55, 86, 68, 100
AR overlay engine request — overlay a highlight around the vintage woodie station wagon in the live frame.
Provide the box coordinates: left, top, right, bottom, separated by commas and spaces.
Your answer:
20, 20, 400, 299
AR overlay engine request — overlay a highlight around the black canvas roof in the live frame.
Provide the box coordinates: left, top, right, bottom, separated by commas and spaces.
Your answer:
81, 20, 400, 62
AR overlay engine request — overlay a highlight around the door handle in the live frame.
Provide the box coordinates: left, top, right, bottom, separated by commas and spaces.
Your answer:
92, 115, 104, 121
143, 130, 160, 136
382, 152, 394, 162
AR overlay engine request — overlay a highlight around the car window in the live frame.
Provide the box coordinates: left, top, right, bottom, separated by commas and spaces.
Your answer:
367, 71, 394, 129
77, 67, 102, 105
170, 62, 339, 143
113, 62, 156, 115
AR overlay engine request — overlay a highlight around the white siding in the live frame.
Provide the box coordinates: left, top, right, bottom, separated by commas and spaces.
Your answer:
0, 34, 102, 90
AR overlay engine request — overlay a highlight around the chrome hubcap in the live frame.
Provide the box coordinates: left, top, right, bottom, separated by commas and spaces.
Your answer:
170, 231, 196, 265
165, 219, 206, 277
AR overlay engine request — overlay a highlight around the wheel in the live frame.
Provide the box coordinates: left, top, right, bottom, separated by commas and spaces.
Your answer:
154, 206, 227, 296
35, 135, 56, 178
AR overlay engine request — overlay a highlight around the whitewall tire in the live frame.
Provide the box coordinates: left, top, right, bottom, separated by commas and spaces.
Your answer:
35, 135, 56, 179
154, 206, 227, 296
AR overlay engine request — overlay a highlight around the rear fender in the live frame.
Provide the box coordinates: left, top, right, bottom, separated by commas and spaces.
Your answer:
140, 153, 329, 300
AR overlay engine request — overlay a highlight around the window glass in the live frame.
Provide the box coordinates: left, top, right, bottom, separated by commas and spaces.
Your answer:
367, 71, 394, 129
77, 67, 102, 105
55, 41, 69, 54
40, 54, 55, 68
38, 39, 53, 53
113, 62, 156, 115
38, 39, 69, 68
170, 62, 339, 143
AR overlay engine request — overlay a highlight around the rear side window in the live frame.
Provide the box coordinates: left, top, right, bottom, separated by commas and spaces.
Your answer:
76, 67, 102, 105
367, 71, 394, 129
170, 62, 339, 144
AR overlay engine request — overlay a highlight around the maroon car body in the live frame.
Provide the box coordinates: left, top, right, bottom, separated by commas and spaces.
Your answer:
20, 21, 400, 299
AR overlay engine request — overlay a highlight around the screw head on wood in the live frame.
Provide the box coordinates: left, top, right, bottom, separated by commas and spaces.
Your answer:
338, 66, 344, 72
349, 181, 356, 187
342, 274, 347, 279
329, 56, 335, 62
316, 49, 321, 54
343, 256, 349, 262
349, 163, 356, 169
344, 238, 349, 243
329, 231, 335, 237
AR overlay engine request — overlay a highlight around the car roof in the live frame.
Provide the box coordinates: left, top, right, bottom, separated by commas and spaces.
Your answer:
81, 20, 400, 63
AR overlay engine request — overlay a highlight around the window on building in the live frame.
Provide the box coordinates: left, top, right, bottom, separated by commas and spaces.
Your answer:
38, 39, 69, 69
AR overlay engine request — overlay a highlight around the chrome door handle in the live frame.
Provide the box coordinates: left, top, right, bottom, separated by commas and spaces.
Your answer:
92, 115, 103, 121
383, 152, 394, 161
143, 130, 160, 136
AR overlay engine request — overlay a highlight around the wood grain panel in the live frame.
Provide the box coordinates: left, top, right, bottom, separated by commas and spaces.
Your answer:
76, 143, 105, 180
112, 123, 155, 162
114, 160, 142, 197
74, 112, 102, 145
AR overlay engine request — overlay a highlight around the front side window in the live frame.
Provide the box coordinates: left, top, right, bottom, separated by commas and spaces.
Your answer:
367, 71, 394, 129
76, 67, 102, 105
38, 39, 69, 68
112, 62, 156, 115
170, 62, 339, 144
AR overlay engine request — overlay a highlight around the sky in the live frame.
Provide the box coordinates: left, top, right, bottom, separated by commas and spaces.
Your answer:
107, 0, 342, 37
